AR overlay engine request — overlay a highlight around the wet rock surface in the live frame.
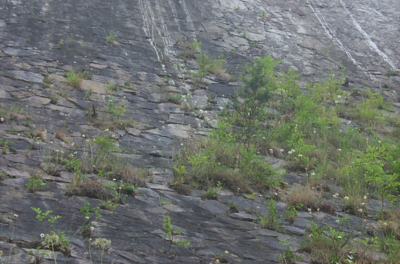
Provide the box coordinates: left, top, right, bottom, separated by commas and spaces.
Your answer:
0, 0, 399, 263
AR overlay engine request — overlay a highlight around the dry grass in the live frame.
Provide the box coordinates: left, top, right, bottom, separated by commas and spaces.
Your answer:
379, 220, 400, 239
178, 49, 197, 59
120, 167, 148, 187
55, 129, 67, 141
65, 179, 111, 200
34, 129, 47, 141
285, 184, 321, 210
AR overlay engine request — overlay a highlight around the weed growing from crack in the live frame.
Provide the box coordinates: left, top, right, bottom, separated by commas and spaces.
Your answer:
65, 69, 83, 89
162, 215, 190, 254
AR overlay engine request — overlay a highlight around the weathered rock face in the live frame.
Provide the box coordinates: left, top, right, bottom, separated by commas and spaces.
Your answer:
1, 0, 399, 89
0, 0, 399, 263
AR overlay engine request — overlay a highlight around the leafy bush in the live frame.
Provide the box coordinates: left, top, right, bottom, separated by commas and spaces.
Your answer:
304, 220, 352, 263
105, 97, 126, 122
26, 175, 46, 193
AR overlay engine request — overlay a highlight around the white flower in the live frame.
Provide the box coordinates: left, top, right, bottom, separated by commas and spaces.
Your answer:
181, 143, 183, 146
274, 192, 278, 196
82, 134, 86, 138
308, 208, 311, 212
336, 220, 340, 223
311, 172, 315, 176
298, 154, 303, 157
13, 214, 18, 218
269, 149, 273, 154
338, 236, 342, 239
40, 233, 45, 238
85, 216, 89, 219
113, 179, 116, 181
280, 149, 284, 152
90, 227, 94, 231
344, 196, 349, 200
338, 149, 342, 152
361, 203, 365, 206
335, 101, 339, 104
0, 117, 4, 122
358, 209, 363, 212
162, 126, 165, 129
225, 250, 229, 254
291, 149, 295, 153
363, 196, 367, 199
337, 95, 341, 99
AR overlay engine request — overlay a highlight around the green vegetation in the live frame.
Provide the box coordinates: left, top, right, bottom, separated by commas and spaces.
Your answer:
105, 29, 115, 44
165, 93, 182, 104
26, 175, 46, 193
191, 53, 226, 86
258, 199, 280, 230
50, 94, 59, 104
105, 97, 126, 122
175, 56, 281, 192
170, 55, 400, 262
0, 138, 14, 154
162, 215, 190, 253
65, 69, 83, 89
177, 39, 202, 60
107, 80, 120, 92
279, 240, 303, 263
84, 89, 92, 100
43, 75, 52, 88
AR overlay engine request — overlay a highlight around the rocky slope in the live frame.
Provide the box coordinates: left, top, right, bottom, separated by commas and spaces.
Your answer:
0, 0, 399, 263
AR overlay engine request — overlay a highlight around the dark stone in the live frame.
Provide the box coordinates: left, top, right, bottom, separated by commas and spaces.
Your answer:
208, 83, 238, 97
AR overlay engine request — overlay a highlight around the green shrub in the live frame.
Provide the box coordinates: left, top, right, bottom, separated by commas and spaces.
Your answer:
26, 175, 46, 193
162, 215, 190, 253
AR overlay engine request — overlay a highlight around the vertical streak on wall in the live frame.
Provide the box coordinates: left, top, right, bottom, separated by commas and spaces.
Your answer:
338, 0, 398, 71
138, 0, 161, 61
306, 0, 375, 81
167, 0, 181, 32
179, 0, 196, 39
155, 0, 175, 60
